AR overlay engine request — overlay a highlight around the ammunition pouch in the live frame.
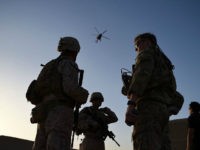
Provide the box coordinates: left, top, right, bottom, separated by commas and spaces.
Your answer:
125, 106, 138, 126
30, 103, 47, 124
30, 98, 76, 124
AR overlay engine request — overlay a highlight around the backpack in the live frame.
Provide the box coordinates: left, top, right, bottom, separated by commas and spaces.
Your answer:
169, 91, 184, 115
154, 48, 184, 115
26, 79, 41, 105
26, 56, 63, 105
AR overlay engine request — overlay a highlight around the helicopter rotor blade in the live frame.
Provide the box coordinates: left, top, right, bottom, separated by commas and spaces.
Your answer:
102, 35, 110, 40
102, 30, 107, 34
94, 27, 100, 34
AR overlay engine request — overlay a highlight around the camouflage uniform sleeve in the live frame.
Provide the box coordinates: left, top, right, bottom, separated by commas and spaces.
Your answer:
58, 59, 88, 104
100, 107, 118, 124
128, 48, 155, 96
58, 59, 79, 95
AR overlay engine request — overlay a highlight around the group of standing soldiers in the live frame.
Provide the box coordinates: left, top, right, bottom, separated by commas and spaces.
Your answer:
26, 32, 191, 150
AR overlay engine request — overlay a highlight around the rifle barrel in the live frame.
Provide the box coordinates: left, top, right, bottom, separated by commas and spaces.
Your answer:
108, 131, 120, 147
71, 69, 84, 149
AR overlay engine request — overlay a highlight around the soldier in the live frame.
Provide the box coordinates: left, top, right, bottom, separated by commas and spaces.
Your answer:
77, 92, 118, 150
30, 37, 89, 150
123, 33, 183, 150
186, 101, 200, 150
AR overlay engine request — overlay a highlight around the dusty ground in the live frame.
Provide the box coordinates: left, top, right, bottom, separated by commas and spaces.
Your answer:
0, 118, 188, 150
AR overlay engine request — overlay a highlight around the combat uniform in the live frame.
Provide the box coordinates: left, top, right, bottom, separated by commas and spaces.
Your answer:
77, 93, 118, 150
31, 37, 88, 150
128, 47, 175, 150
187, 111, 200, 150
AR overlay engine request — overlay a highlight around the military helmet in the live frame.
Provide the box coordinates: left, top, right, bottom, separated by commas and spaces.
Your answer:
189, 101, 200, 113
57, 37, 80, 52
134, 33, 157, 46
90, 92, 104, 102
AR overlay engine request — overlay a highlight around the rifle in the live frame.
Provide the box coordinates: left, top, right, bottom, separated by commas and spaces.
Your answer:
84, 107, 120, 147
71, 69, 84, 149
95, 113, 120, 147
105, 130, 120, 147
121, 68, 132, 95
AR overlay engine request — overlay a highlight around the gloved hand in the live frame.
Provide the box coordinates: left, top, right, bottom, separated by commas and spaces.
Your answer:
121, 86, 128, 96
99, 107, 111, 113
74, 87, 89, 104
125, 104, 138, 126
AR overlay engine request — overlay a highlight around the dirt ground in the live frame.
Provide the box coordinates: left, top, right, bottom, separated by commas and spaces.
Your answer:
169, 118, 187, 150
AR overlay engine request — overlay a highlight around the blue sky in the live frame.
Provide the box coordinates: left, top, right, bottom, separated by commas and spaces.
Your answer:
0, 0, 200, 150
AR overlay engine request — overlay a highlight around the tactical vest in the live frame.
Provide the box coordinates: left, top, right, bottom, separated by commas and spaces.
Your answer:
85, 107, 108, 128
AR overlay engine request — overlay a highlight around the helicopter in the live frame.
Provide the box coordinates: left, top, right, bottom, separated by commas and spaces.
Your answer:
94, 27, 110, 43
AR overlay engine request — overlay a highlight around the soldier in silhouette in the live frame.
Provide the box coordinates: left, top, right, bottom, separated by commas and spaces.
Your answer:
186, 101, 200, 150
30, 37, 88, 150
77, 92, 118, 150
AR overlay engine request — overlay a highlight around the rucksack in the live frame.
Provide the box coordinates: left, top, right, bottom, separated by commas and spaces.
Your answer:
26, 56, 63, 105
26, 79, 40, 105
170, 91, 184, 115
154, 48, 184, 115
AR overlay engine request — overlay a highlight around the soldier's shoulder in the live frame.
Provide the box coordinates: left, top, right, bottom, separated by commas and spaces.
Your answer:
80, 107, 91, 113
59, 58, 73, 65
58, 58, 78, 70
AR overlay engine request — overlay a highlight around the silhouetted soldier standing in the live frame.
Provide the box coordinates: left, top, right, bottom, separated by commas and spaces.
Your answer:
122, 33, 184, 150
77, 92, 118, 150
186, 101, 200, 150
27, 37, 89, 150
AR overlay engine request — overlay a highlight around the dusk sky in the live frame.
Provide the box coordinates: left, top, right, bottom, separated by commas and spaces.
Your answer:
0, 1, 200, 150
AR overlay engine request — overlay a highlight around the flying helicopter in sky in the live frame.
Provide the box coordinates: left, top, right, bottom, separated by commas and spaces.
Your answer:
94, 27, 110, 43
